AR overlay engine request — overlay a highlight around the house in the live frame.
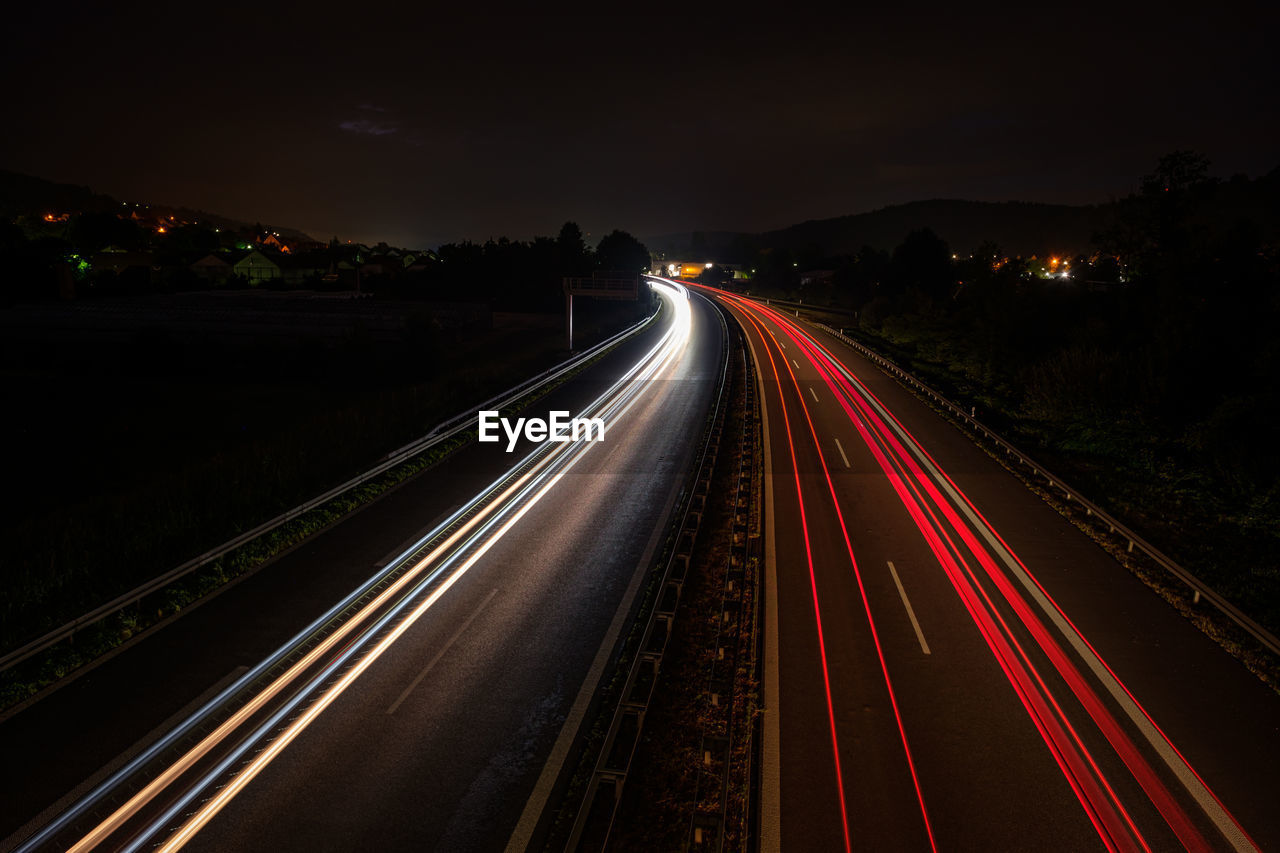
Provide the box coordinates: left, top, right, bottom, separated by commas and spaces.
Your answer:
257, 232, 292, 253
190, 253, 232, 281
233, 250, 281, 283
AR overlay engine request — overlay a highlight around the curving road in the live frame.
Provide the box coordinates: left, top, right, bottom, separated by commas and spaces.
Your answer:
2, 281, 726, 853
694, 283, 1280, 853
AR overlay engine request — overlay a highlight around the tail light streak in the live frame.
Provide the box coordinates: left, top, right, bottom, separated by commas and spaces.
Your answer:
706, 284, 1256, 853
780, 308, 1250, 851
728, 298, 933, 852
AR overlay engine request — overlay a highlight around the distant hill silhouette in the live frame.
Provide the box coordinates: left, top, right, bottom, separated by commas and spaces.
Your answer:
645, 200, 1112, 260
0, 170, 315, 244
760, 199, 1112, 256
0, 170, 120, 219
649, 168, 1280, 262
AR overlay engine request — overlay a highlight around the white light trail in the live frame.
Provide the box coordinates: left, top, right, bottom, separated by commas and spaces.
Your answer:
53, 281, 694, 853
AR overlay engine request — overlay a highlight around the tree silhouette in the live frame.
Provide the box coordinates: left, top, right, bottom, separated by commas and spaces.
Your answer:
557, 221, 592, 275
1140, 150, 1213, 197
595, 230, 650, 274
889, 227, 953, 303
69, 212, 142, 252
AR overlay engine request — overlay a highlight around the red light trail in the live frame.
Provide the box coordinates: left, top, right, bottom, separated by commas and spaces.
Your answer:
687, 280, 1257, 853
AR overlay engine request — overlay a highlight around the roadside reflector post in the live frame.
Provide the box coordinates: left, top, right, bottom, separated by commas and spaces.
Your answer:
565, 291, 574, 351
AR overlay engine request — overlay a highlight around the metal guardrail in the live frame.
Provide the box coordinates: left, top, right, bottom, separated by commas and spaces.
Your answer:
811, 321, 1280, 658
760, 296, 853, 316
0, 306, 662, 675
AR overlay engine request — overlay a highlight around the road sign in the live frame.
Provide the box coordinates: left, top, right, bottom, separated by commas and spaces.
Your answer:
563, 272, 639, 300
561, 272, 642, 350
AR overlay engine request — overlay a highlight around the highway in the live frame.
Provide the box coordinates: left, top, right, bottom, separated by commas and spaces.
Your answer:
1, 280, 726, 852
693, 283, 1280, 853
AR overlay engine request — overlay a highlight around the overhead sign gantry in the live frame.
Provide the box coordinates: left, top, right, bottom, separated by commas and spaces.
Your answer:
562, 271, 640, 350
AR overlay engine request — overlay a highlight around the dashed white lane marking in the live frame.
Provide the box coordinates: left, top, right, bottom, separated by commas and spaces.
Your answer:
888, 561, 930, 655
387, 588, 499, 714
834, 437, 851, 469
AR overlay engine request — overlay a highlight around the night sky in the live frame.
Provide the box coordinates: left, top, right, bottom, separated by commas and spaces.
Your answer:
5, 2, 1276, 248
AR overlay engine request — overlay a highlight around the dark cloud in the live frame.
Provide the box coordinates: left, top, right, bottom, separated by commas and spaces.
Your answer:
339, 119, 400, 136
1, 2, 1276, 247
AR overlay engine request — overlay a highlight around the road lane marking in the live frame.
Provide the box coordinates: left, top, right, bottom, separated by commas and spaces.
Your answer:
792, 358, 800, 370
808, 386, 819, 403
386, 588, 499, 714
701, 315, 781, 852
834, 437, 851, 469
736, 304, 856, 850
887, 562, 930, 654
758, 334, 784, 853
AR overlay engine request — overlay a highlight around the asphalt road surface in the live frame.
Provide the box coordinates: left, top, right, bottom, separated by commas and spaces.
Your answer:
699, 283, 1279, 853
2, 281, 726, 853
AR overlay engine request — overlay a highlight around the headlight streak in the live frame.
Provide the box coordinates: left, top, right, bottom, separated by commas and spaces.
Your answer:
65, 448, 576, 853
709, 284, 1256, 853
150, 462, 578, 853
51, 281, 693, 853
19, 293, 688, 853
